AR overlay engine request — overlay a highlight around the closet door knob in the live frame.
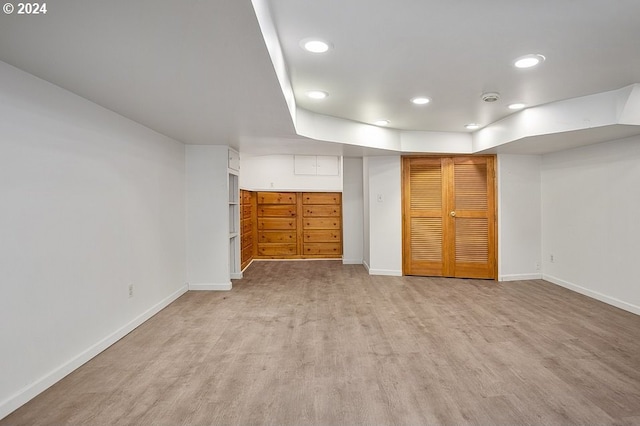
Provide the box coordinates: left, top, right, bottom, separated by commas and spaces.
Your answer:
450, 211, 456, 217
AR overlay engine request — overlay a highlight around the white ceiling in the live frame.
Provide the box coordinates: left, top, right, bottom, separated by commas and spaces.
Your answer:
271, 0, 640, 133
0, 1, 301, 151
1, 1, 639, 156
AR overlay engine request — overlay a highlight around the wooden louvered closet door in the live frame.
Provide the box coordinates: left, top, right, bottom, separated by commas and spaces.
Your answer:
402, 156, 496, 279
402, 157, 445, 276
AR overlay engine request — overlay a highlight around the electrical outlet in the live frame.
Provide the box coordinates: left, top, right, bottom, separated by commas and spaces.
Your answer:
128, 284, 134, 298
377, 194, 383, 202
550, 254, 555, 263
535, 262, 540, 271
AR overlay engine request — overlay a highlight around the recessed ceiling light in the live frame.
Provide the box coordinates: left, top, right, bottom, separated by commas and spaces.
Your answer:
374, 120, 390, 126
411, 97, 431, 105
300, 39, 331, 53
508, 103, 526, 110
306, 90, 328, 100
514, 54, 546, 69
465, 123, 480, 130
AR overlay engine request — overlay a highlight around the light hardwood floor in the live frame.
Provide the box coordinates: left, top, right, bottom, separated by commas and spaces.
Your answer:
3, 261, 640, 425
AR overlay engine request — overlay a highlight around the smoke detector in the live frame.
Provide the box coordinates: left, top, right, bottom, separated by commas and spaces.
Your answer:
481, 92, 501, 103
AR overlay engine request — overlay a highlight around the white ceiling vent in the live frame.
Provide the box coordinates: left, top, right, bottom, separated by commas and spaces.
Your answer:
481, 92, 501, 102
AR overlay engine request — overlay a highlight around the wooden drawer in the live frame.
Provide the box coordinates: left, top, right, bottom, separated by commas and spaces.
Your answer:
241, 190, 252, 203
303, 242, 342, 255
258, 218, 296, 230
257, 244, 297, 256
303, 205, 341, 217
242, 220, 252, 234
303, 218, 341, 229
257, 205, 297, 217
303, 230, 341, 243
242, 206, 252, 219
257, 192, 296, 205
259, 231, 296, 243
241, 248, 252, 263
241, 233, 253, 247
302, 192, 341, 205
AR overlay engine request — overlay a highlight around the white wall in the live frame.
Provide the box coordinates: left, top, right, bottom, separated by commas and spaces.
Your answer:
342, 158, 364, 264
186, 145, 232, 290
365, 156, 403, 276
360, 154, 543, 279
498, 154, 542, 281
541, 136, 640, 315
240, 154, 342, 191
0, 61, 187, 418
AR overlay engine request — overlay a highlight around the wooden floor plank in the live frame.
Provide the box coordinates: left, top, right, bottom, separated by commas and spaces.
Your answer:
2, 260, 640, 425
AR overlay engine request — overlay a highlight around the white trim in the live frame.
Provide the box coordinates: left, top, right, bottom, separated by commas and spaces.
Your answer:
543, 274, 640, 316
0, 285, 188, 420
250, 258, 343, 262
188, 282, 232, 291
241, 259, 254, 272
342, 258, 363, 265
362, 260, 371, 273
239, 188, 343, 193
499, 273, 543, 282
230, 272, 243, 280
368, 269, 402, 277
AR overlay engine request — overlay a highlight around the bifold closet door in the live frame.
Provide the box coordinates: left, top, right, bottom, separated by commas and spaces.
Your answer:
449, 156, 496, 279
402, 156, 496, 279
402, 157, 446, 276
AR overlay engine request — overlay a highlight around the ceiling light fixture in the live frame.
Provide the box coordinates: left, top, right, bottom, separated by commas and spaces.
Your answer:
374, 120, 390, 126
306, 90, 328, 100
508, 103, 526, 110
465, 123, 480, 130
300, 39, 331, 53
514, 54, 546, 69
411, 97, 430, 105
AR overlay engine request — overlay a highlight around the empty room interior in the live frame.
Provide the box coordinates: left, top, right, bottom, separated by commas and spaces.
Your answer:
1, 1, 640, 424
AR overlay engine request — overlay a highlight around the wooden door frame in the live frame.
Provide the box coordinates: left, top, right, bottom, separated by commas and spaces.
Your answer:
401, 155, 498, 279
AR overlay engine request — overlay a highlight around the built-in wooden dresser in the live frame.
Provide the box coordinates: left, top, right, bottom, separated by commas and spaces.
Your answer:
256, 191, 298, 258
302, 192, 342, 258
251, 191, 342, 259
240, 189, 255, 269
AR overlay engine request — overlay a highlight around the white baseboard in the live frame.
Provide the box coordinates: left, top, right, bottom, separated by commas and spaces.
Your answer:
188, 282, 232, 291
499, 273, 543, 282
342, 258, 363, 265
0, 284, 188, 421
543, 274, 640, 316
368, 268, 403, 277
230, 272, 243, 280
362, 260, 370, 273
